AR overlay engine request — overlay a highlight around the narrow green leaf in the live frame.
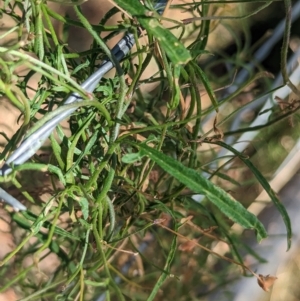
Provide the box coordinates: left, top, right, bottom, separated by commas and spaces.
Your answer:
204, 168, 241, 187
45, 0, 87, 5
121, 151, 143, 163
78, 197, 89, 220
170, 65, 181, 109
138, 143, 267, 242
19, 211, 81, 241
147, 232, 177, 301
84, 279, 108, 287
48, 164, 66, 186
192, 61, 218, 112
210, 141, 292, 250
112, 0, 191, 65
13, 162, 66, 185
146, 203, 178, 301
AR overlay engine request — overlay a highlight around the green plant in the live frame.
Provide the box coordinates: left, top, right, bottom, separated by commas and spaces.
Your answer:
0, 0, 298, 300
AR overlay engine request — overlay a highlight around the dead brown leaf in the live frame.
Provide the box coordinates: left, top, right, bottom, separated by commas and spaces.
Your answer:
257, 274, 278, 292
178, 238, 198, 252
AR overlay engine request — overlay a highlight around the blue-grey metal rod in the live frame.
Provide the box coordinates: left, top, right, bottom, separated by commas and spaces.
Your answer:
1, 33, 135, 174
